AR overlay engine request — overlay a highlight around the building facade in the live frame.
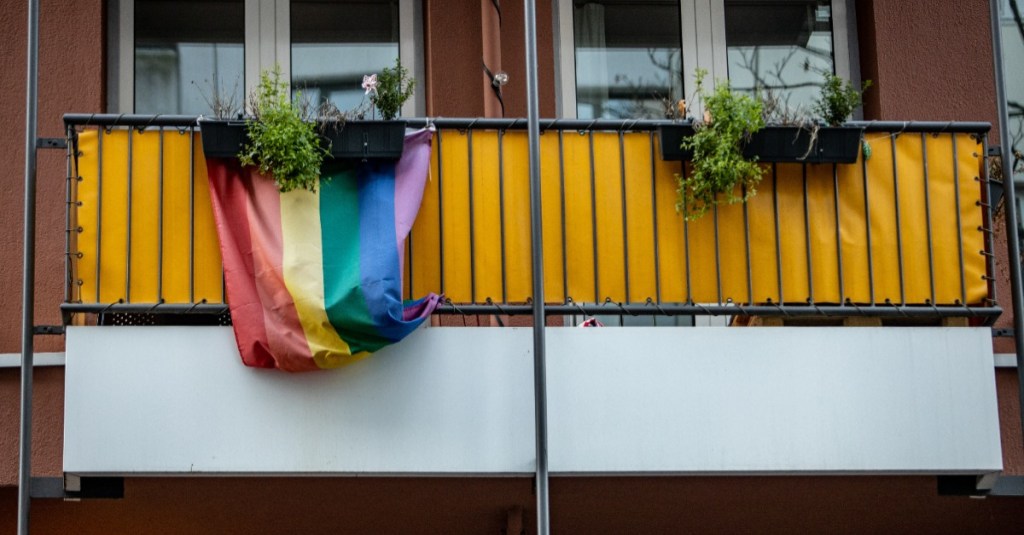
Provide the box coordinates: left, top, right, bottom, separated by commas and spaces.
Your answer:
3, 0, 1024, 532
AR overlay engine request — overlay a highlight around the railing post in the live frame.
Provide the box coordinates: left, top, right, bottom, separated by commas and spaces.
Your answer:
523, 0, 550, 533
18, 0, 41, 533
989, 0, 1024, 445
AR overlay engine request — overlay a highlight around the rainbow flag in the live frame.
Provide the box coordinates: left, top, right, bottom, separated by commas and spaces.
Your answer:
206, 129, 440, 372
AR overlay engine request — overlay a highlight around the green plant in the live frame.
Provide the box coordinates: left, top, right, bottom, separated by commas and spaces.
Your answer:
678, 69, 765, 220
371, 58, 416, 121
239, 66, 327, 192
813, 73, 872, 127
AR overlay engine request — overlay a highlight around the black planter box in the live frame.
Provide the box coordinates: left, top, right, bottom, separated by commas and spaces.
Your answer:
743, 126, 863, 164
658, 123, 864, 164
198, 119, 406, 161
657, 123, 696, 161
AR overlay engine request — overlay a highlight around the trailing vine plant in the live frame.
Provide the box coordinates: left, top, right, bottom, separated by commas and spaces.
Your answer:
678, 69, 765, 220
239, 66, 328, 193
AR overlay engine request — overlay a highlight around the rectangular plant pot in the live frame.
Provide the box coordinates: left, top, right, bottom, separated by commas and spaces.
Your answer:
657, 123, 696, 161
743, 126, 864, 164
198, 119, 406, 161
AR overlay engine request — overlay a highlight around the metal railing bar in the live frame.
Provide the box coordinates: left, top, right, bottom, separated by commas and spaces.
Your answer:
921, 133, 936, 304
713, 201, 723, 305
833, 163, 845, 304
618, 131, 631, 303
861, 148, 875, 306
648, 131, 662, 304
428, 303, 1003, 317
802, 164, 814, 304
437, 128, 445, 296
743, 183, 753, 305
188, 127, 195, 304
468, 129, 477, 302
64, 124, 72, 305
891, 133, 907, 305
157, 127, 165, 303
682, 162, 692, 304
588, 130, 600, 301
95, 128, 103, 303
980, 135, 999, 305
952, 133, 966, 304
559, 130, 569, 303
125, 128, 133, 303
498, 129, 509, 302
772, 164, 784, 304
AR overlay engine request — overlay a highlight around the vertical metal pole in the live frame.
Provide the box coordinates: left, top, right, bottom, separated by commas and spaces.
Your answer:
990, 0, 1024, 436
523, 1, 550, 533
18, 0, 40, 533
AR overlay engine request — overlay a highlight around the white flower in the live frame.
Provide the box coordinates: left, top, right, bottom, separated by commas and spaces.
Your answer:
362, 74, 378, 96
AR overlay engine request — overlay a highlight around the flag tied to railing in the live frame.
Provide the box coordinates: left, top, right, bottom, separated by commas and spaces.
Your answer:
206, 129, 440, 372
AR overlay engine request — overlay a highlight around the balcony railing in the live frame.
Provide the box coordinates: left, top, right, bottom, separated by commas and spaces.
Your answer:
61, 115, 1000, 322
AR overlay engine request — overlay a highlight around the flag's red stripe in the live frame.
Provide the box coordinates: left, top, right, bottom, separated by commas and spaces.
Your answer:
206, 159, 275, 368
244, 168, 319, 372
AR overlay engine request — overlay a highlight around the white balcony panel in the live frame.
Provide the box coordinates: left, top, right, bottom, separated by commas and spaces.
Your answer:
65, 326, 1001, 476
64, 326, 536, 476
547, 327, 1001, 475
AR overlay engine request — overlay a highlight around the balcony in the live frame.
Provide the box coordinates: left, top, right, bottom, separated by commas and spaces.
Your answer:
58, 115, 1003, 478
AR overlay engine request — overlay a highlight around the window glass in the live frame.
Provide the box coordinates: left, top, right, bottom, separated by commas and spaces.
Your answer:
724, 0, 834, 117
1002, 0, 1024, 182
573, 0, 683, 119
134, 0, 245, 115
291, 0, 400, 112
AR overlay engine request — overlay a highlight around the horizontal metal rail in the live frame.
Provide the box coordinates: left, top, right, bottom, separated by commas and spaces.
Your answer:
62, 302, 1001, 320
64, 114, 993, 134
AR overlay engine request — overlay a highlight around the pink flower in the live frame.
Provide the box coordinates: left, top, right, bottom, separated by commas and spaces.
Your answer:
362, 74, 378, 95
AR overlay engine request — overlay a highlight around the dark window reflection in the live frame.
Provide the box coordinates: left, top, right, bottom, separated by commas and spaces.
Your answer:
134, 0, 245, 115
725, 0, 834, 116
291, 0, 400, 113
573, 0, 683, 119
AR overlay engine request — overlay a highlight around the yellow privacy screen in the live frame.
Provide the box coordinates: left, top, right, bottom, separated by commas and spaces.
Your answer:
75, 128, 223, 305
407, 129, 988, 306
74, 127, 988, 308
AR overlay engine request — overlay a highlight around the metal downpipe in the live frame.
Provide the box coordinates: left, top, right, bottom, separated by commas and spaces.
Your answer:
523, 0, 550, 533
18, 0, 41, 533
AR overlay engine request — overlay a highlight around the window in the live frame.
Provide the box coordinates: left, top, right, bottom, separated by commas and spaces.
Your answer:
111, 0, 423, 116
1001, 0, 1024, 182
556, 0, 857, 119
572, 0, 683, 119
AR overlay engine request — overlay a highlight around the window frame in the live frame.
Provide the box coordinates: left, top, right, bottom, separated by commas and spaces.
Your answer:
110, 0, 424, 116
554, 0, 860, 119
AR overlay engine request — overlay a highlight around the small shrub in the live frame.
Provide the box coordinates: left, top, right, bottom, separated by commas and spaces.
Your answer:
372, 58, 416, 121
678, 69, 765, 220
814, 73, 872, 127
239, 66, 327, 193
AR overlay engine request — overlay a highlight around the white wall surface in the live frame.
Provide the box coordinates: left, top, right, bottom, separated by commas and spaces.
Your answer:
65, 326, 1001, 476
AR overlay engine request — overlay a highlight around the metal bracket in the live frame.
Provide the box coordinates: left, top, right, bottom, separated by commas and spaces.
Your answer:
988, 146, 1002, 157
30, 476, 124, 500
993, 327, 1015, 337
36, 137, 67, 149
32, 325, 64, 335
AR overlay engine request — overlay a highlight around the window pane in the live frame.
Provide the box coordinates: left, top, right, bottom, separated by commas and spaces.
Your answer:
725, 0, 834, 117
291, 0, 400, 112
134, 0, 245, 115
573, 0, 683, 119
1002, 0, 1024, 182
